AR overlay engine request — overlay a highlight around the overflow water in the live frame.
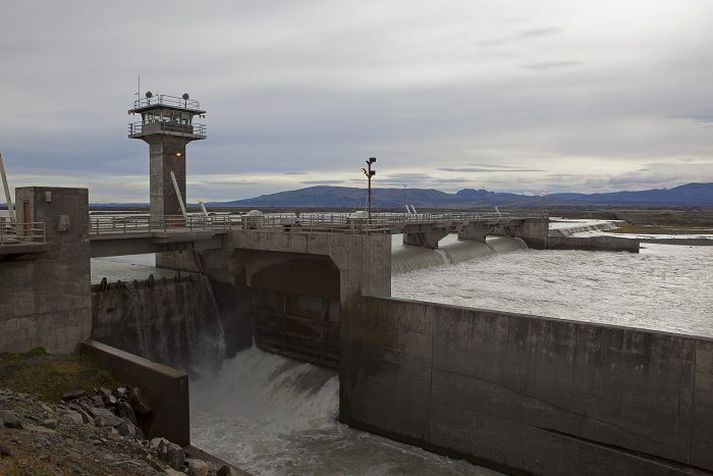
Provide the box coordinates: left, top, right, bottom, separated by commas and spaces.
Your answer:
91, 273, 226, 373
392, 243, 713, 337
391, 234, 526, 274
191, 347, 500, 476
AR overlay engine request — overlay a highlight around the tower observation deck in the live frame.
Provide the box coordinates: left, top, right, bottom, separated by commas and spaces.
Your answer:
128, 92, 206, 222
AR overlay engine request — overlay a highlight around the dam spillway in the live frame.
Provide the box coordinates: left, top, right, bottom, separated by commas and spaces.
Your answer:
88, 241, 713, 475
391, 234, 526, 274
91, 273, 227, 372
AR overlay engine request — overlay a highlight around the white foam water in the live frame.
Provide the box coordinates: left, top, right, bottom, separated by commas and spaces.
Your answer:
191, 347, 500, 476
392, 234, 525, 274
392, 243, 713, 337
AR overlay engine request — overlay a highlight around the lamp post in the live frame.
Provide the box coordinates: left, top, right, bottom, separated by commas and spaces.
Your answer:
361, 157, 376, 220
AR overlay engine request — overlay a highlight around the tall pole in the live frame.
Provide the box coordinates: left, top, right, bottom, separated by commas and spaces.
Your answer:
0, 150, 15, 223
367, 171, 372, 219
362, 157, 376, 220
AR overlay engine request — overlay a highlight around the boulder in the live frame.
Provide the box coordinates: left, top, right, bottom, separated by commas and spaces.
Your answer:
0, 411, 22, 429
185, 458, 209, 476
58, 411, 83, 425
152, 438, 186, 471
0, 443, 12, 457
95, 414, 123, 428
117, 400, 138, 425
164, 469, 186, 476
90, 407, 123, 427
60, 390, 86, 402
89, 407, 114, 419
78, 410, 94, 425
115, 419, 144, 439
41, 418, 58, 429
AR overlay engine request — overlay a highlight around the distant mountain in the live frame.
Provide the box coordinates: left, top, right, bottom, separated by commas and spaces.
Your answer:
208, 182, 713, 209
546, 183, 713, 205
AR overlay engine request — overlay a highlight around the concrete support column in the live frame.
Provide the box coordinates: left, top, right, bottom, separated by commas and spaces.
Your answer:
403, 230, 449, 249
0, 187, 92, 353
511, 217, 549, 249
457, 225, 491, 243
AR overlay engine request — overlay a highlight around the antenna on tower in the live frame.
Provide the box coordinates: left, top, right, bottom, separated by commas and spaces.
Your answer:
135, 75, 141, 105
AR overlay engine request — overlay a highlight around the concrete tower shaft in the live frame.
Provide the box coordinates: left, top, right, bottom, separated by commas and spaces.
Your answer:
128, 93, 206, 223
147, 136, 189, 220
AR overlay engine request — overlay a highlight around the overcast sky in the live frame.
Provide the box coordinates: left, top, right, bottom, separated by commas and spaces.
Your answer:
1, 0, 712, 202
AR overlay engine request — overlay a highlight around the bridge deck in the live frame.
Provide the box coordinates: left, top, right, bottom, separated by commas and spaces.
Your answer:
86, 212, 546, 257
88, 212, 541, 236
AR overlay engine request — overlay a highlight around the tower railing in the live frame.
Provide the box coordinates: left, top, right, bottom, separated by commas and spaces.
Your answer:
132, 94, 202, 111
128, 122, 207, 138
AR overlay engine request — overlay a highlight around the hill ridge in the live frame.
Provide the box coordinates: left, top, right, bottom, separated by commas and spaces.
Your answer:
207, 182, 713, 208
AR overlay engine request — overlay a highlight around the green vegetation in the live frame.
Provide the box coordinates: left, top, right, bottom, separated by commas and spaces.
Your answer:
0, 348, 119, 402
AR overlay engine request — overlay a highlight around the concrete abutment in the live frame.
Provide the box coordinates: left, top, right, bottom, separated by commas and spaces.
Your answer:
0, 187, 92, 353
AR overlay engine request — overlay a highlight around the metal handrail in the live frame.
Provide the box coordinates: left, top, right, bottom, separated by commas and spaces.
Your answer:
132, 94, 202, 110
88, 211, 547, 237
89, 214, 391, 235
0, 220, 46, 245
128, 122, 207, 137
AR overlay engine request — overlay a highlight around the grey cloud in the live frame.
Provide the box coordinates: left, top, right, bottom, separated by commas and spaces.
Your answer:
380, 173, 434, 182
468, 163, 535, 169
438, 167, 544, 173
521, 61, 584, 71
301, 180, 346, 185
477, 26, 563, 47
1, 1, 713, 202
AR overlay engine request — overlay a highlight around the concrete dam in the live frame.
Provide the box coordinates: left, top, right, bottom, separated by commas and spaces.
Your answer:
2, 186, 711, 475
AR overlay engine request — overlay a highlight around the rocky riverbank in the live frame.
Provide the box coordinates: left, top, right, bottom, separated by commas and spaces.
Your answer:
0, 386, 238, 475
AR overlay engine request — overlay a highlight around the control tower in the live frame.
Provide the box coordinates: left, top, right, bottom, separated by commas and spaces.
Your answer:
128, 92, 206, 223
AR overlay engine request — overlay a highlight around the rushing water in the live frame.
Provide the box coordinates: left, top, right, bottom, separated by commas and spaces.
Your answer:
191, 347, 500, 476
392, 243, 713, 337
92, 274, 227, 373
392, 234, 525, 274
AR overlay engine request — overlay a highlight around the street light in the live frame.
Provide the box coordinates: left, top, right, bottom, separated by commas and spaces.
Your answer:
361, 157, 377, 220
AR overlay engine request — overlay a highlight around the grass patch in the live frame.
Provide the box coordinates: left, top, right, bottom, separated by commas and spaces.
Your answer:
0, 349, 119, 402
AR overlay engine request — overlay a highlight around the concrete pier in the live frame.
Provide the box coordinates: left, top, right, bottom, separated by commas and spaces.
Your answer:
0, 187, 92, 353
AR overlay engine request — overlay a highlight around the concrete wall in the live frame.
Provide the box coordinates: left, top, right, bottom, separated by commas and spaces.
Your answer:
0, 187, 92, 354
155, 250, 202, 272
91, 274, 226, 372
548, 236, 640, 253
341, 296, 713, 475
80, 340, 190, 446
